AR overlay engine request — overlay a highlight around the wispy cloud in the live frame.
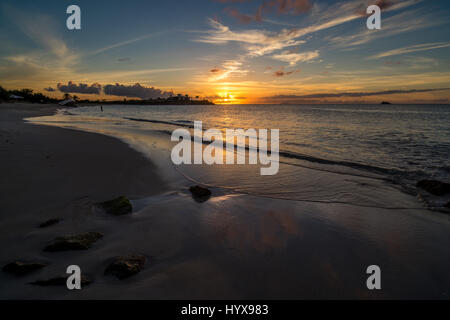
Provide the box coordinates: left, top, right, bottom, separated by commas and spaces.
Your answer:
195, 18, 305, 56
194, 13, 356, 80
80, 67, 194, 83
197, 0, 430, 83
0, 4, 80, 87
381, 56, 439, 70
205, 0, 423, 53
208, 59, 249, 81
0, 3, 78, 65
198, 0, 421, 58
369, 42, 450, 59
272, 50, 319, 65
195, 9, 361, 80
329, 8, 443, 48
91, 31, 169, 55
196, 14, 361, 57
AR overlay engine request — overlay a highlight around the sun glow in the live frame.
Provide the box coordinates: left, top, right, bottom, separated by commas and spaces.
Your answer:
214, 90, 238, 104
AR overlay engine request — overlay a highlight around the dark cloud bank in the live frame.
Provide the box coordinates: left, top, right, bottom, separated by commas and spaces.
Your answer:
267, 88, 450, 100
57, 81, 102, 94
103, 83, 171, 99
50, 81, 172, 99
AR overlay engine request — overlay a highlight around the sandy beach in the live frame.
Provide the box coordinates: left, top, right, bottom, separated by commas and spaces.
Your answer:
0, 103, 168, 298
1, 103, 450, 299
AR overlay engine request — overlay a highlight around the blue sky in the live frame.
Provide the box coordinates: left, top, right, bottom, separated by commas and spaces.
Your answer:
0, 0, 449, 103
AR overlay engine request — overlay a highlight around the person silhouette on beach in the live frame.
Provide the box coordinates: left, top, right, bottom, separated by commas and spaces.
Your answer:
100, 105, 103, 112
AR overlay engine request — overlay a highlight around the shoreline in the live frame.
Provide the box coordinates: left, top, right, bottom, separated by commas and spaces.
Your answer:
1, 102, 450, 299
0, 103, 168, 200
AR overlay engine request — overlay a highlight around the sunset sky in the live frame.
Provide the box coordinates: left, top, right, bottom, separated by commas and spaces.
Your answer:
0, 0, 449, 104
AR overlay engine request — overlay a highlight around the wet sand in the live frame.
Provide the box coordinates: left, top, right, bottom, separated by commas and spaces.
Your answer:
0, 103, 167, 298
1, 103, 450, 299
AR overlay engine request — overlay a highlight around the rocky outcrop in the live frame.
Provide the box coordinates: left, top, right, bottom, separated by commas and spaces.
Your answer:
2, 261, 47, 276
104, 255, 146, 280
98, 196, 132, 215
43, 232, 103, 252
416, 180, 450, 196
39, 218, 60, 228
189, 185, 211, 203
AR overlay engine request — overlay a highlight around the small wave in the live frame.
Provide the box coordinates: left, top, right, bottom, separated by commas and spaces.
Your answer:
148, 124, 420, 183
173, 120, 193, 124
125, 115, 432, 191
171, 165, 425, 210
124, 117, 195, 129
278, 150, 403, 177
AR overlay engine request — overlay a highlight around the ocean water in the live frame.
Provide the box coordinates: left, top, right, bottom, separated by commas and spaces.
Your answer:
28, 104, 450, 209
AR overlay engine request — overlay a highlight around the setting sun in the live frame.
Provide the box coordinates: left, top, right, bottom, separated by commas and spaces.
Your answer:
214, 92, 237, 104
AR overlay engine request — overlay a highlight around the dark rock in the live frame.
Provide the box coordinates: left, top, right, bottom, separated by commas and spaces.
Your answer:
189, 185, 211, 203
416, 180, 450, 196
44, 232, 103, 252
104, 255, 146, 280
3, 261, 47, 276
98, 196, 132, 215
30, 275, 91, 286
39, 218, 60, 228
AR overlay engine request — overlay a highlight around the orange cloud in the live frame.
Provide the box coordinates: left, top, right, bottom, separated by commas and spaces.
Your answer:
273, 67, 301, 77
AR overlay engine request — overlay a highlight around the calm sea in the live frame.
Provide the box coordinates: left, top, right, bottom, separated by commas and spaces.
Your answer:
29, 104, 450, 208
